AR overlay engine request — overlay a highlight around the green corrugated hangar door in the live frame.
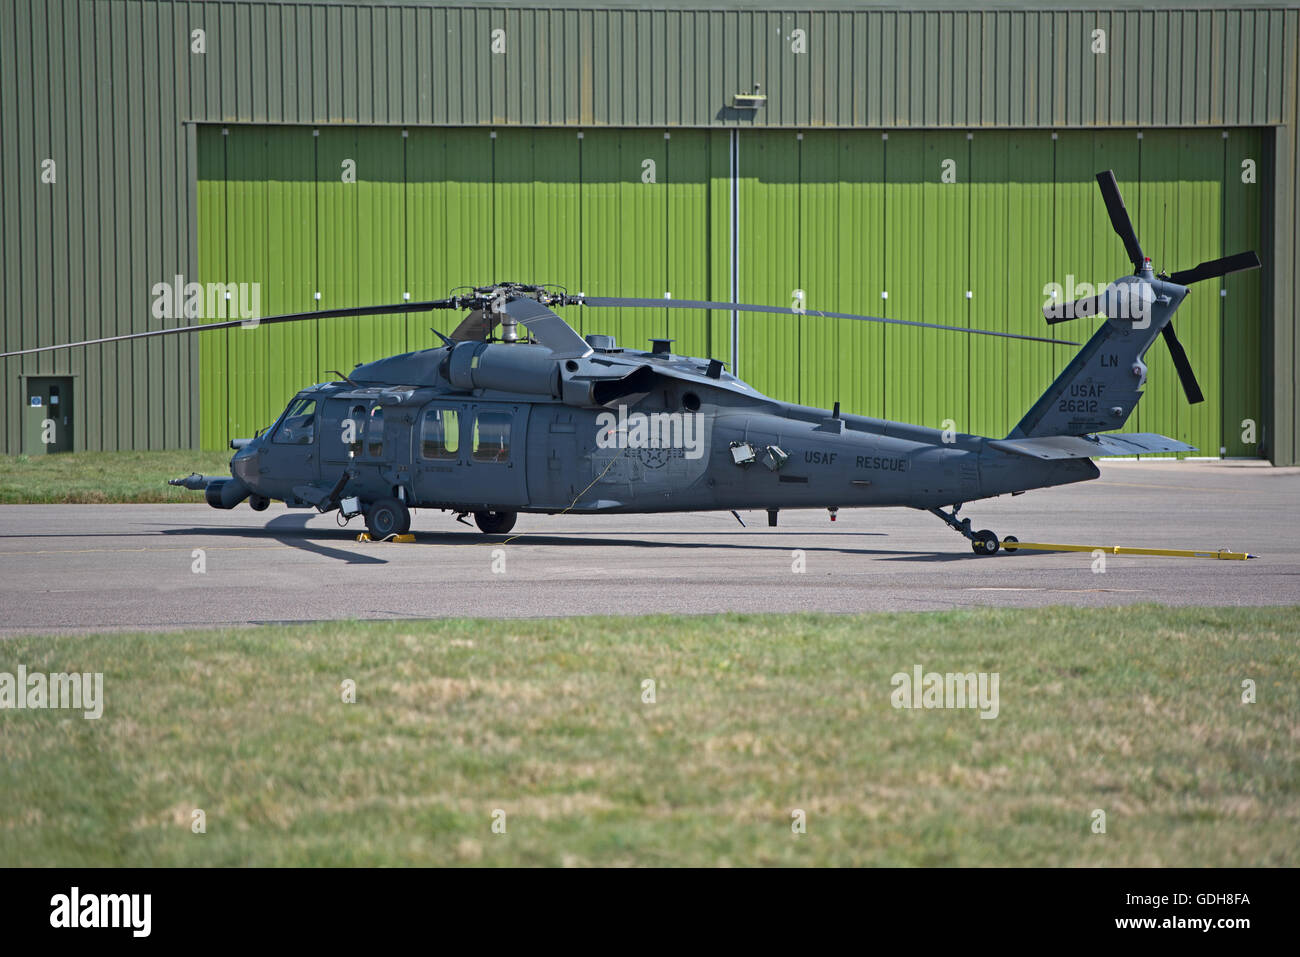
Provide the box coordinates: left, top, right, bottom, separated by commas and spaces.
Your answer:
736, 129, 1264, 458
196, 126, 729, 449
197, 126, 1263, 459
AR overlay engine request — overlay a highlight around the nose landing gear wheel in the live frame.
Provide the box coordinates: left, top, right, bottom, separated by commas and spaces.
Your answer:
474, 510, 517, 535
971, 530, 1000, 555
365, 497, 411, 538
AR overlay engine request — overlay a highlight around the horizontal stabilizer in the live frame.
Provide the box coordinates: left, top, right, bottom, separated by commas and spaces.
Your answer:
989, 432, 1197, 460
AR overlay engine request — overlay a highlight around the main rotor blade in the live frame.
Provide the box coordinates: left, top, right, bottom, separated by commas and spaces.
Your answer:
1168, 251, 1261, 286
581, 297, 1078, 346
1095, 170, 1146, 270
449, 308, 497, 343
502, 297, 594, 359
0, 299, 457, 359
1161, 322, 1205, 405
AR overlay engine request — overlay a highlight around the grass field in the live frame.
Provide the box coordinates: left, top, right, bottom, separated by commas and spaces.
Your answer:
0, 450, 231, 503
1, 607, 1296, 866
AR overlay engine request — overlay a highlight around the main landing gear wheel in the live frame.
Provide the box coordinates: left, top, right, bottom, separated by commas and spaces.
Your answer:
474, 510, 517, 534
365, 497, 411, 538
248, 494, 270, 511
971, 530, 1000, 555
1002, 535, 1019, 553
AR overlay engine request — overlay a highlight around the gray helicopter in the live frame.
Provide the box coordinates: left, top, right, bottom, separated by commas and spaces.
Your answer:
3, 171, 1259, 554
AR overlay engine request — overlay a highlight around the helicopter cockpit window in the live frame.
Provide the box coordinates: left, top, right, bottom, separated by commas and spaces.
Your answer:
472, 411, 511, 463
272, 397, 317, 445
367, 406, 385, 457
420, 408, 460, 460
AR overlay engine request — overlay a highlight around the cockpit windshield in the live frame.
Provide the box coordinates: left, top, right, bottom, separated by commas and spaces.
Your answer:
272, 397, 317, 445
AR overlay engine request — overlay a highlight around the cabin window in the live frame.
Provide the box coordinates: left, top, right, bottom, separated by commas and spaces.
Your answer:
420, 408, 460, 460
472, 411, 511, 462
272, 397, 317, 445
366, 406, 385, 457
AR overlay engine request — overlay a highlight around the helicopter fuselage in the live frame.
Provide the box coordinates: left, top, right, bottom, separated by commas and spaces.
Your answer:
11, 169, 1239, 553
229, 357, 1097, 520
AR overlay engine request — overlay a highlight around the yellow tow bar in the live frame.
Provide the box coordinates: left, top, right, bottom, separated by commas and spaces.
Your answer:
1002, 539, 1255, 560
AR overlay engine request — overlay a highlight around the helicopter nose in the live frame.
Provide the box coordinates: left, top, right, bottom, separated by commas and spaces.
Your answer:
230, 445, 259, 486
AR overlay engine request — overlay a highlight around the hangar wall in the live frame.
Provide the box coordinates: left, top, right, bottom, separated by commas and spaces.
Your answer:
196, 125, 729, 447
1, 0, 1297, 462
198, 125, 1262, 457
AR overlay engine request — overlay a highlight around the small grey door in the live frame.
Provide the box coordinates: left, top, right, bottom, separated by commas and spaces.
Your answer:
23, 377, 74, 454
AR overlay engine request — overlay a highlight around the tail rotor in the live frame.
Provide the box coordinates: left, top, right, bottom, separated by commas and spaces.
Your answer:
1042, 169, 1261, 406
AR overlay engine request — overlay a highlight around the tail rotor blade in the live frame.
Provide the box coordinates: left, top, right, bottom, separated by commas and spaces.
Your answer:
1168, 251, 1261, 286
1095, 170, 1146, 270
1161, 322, 1205, 405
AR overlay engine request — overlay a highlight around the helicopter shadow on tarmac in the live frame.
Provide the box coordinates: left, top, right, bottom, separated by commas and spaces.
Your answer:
151, 514, 980, 563
159, 512, 389, 565
6, 520, 985, 563
451, 533, 982, 563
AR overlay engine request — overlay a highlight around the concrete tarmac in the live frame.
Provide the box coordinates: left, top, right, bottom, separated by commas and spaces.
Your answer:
0, 461, 1296, 634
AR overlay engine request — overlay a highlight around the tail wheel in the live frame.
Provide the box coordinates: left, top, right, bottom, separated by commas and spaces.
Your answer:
474, 510, 517, 535
971, 530, 1000, 555
365, 497, 410, 538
